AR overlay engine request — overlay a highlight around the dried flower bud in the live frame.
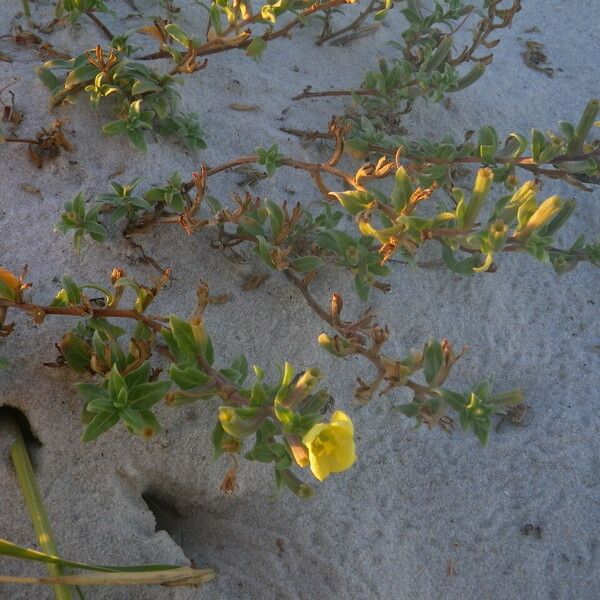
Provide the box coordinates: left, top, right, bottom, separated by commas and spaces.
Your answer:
111, 268, 126, 285
0, 267, 22, 302
331, 293, 343, 319
286, 434, 310, 468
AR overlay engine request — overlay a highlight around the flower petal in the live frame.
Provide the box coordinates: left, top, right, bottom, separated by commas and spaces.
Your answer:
330, 410, 354, 434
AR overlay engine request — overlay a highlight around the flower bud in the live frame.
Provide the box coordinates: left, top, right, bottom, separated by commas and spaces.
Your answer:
462, 168, 493, 228
218, 406, 266, 438
514, 195, 564, 240
285, 434, 309, 468
488, 219, 508, 250
318, 333, 354, 357
280, 469, 314, 499
285, 368, 321, 409
489, 388, 524, 406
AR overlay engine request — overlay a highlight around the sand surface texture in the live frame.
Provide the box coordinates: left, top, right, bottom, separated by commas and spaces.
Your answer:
1, 0, 599, 598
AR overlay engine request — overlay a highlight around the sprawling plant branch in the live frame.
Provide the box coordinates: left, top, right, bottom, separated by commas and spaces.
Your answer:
136, 0, 355, 65
85, 10, 115, 41
316, 0, 382, 46
0, 298, 167, 332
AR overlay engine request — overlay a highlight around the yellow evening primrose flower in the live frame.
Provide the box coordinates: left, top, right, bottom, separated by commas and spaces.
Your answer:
302, 410, 357, 482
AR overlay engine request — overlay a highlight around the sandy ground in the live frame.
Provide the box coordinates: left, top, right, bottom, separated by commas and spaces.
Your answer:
0, 0, 599, 598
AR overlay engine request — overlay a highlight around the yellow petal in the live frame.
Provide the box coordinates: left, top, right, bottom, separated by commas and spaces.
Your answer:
330, 410, 354, 434
302, 422, 327, 447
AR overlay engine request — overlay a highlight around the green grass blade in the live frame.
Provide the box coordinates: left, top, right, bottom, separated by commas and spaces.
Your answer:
9, 425, 72, 600
0, 539, 215, 586
0, 538, 215, 577
0, 567, 215, 586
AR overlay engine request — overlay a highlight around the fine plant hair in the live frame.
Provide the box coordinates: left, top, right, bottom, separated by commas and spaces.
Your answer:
1, 0, 599, 504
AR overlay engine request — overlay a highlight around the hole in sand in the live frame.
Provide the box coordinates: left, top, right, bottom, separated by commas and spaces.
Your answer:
0, 405, 42, 452
142, 488, 187, 547
141, 487, 215, 569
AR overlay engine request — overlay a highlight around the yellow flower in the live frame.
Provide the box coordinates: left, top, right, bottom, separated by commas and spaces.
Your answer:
302, 410, 357, 481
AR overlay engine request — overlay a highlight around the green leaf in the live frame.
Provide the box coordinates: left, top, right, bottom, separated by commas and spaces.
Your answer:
108, 364, 127, 399
423, 339, 442, 384
473, 421, 490, 446
60, 275, 82, 305
266, 200, 283, 237
291, 256, 324, 273
169, 316, 197, 358
394, 403, 419, 417
330, 190, 374, 216
119, 406, 145, 432
440, 244, 477, 275
437, 388, 466, 412
169, 364, 210, 390
127, 128, 147, 152
256, 235, 275, 268
230, 355, 248, 384
131, 79, 162, 95
129, 381, 172, 410
125, 360, 150, 389
76, 383, 110, 404
391, 167, 413, 211
250, 380, 267, 407
209, 4, 222, 34
245, 445, 274, 463
65, 64, 99, 88
102, 120, 129, 135
36, 66, 61, 91
246, 37, 267, 59
60, 333, 92, 372
211, 422, 226, 458
354, 273, 370, 301
531, 128, 546, 162
86, 398, 117, 413
82, 411, 119, 442
165, 23, 192, 48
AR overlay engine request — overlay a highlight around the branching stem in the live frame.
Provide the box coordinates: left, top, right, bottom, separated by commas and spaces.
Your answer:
0, 300, 167, 332
85, 11, 114, 41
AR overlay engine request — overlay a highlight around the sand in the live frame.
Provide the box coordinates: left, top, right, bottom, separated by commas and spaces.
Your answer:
0, 0, 599, 598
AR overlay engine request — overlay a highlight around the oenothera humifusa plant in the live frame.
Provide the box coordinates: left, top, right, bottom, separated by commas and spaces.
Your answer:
32, 0, 520, 154
294, 0, 523, 151
60, 102, 600, 296
0, 267, 518, 496
33, 0, 370, 151
3, 0, 598, 497
37, 45, 206, 152
7, 100, 584, 497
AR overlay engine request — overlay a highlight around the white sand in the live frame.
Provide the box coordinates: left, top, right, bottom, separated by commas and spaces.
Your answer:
1, 0, 599, 598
